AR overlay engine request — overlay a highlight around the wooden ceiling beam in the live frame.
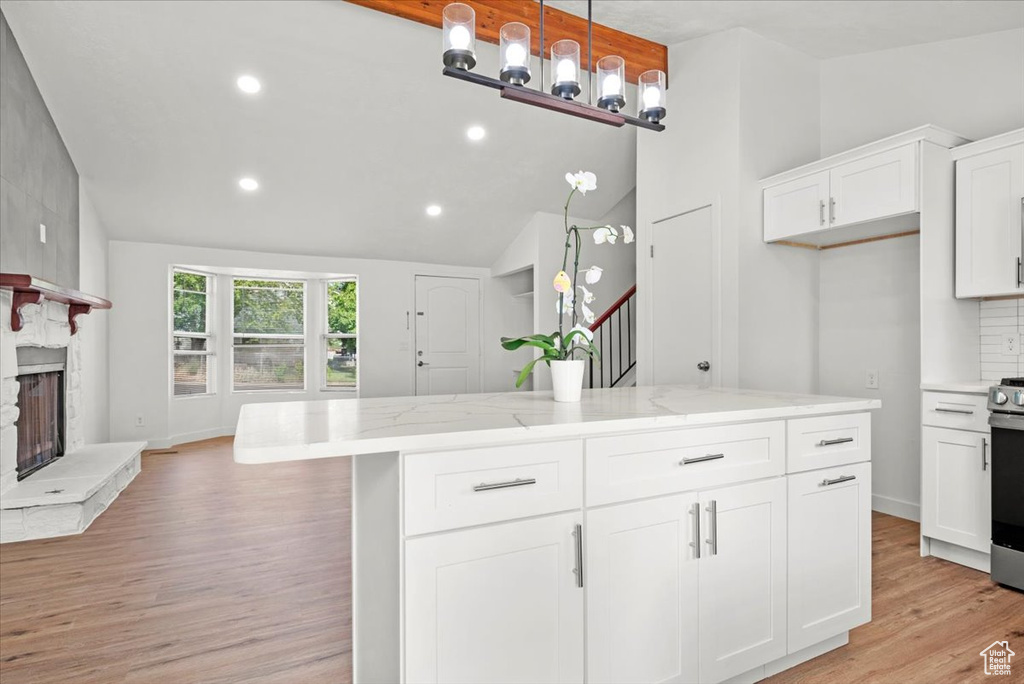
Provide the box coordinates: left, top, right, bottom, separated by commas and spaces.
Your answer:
344, 0, 668, 84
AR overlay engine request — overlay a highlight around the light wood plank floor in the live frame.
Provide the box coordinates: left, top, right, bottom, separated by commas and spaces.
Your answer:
2, 437, 1022, 683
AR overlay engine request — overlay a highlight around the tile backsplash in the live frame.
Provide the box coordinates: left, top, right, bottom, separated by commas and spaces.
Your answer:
980, 299, 1024, 382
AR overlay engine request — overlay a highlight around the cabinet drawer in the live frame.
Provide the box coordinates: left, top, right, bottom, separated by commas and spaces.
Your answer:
787, 413, 871, 473
922, 391, 989, 432
404, 441, 582, 535
585, 422, 785, 506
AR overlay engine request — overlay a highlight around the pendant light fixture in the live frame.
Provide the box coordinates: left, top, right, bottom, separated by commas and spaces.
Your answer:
440, 0, 665, 132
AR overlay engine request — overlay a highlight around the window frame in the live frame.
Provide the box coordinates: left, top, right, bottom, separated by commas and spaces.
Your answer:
170, 267, 216, 398
230, 277, 308, 394
322, 278, 359, 393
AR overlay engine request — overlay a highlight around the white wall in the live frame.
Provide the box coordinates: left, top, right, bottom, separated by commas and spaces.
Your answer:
108, 240, 500, 446
821, 28, 1024, 155
819, 236, 922, 520
77, 183, 109, 443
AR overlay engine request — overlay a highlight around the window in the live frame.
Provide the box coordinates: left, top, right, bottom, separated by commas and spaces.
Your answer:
172, 269, 214, 396
325, 279, 358, 389
232, 278, 306, 391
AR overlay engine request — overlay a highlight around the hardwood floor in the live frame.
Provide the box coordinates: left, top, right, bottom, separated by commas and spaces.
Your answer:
0, 438, 352, 684
1, 438, 1021, 683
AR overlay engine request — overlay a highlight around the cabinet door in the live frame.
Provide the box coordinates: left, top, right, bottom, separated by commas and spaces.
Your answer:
955, 143, 1024, 298
921, 426, 992, 553
404, 513, 584, 684
763, 170, 830, 242
586, 494, 699, 684
830, 143, 918, 227
787, 463, 872, 653
698, 478, 787, 684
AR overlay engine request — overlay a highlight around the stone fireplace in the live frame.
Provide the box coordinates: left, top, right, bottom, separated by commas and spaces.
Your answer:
1, 288, 144, 543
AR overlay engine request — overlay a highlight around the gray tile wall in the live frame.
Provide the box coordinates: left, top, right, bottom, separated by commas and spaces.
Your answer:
0, 9, 79, 288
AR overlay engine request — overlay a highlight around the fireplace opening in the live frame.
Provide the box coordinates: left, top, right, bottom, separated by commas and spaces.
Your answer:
15, 347, 67, 481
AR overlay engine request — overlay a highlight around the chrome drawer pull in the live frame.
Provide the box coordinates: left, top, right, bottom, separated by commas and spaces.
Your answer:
681, 453, 725, 465
473, 477, 537, 492
817, 437, 854, 447
572, 523, 584, 588
820, 475, 856, 487
934, 407, 973, 415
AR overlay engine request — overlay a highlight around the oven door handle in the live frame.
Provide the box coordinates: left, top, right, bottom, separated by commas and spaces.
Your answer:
990, 413, 1024, 431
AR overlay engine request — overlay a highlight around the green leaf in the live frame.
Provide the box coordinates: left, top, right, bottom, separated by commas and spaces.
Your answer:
515, 357, 544, 388
501, 337, 557, 354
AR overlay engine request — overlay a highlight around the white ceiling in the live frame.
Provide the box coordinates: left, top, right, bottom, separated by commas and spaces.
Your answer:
0, 0, 636, 267
550, 0, 1024, 59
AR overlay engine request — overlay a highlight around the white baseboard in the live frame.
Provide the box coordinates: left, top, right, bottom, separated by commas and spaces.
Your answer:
145, 426, 235, 451
872, 494, 920, 522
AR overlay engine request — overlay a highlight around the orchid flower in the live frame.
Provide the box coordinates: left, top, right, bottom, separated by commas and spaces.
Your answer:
593, 225, 619, 245
622, 225, 634, 244
565, 170, 597, 195
581, 301, 596, 325
568, 324, 593, 346
555, 293, 575, 315
584, 265, 603, 284
577, 284, 595, 304
552, 270, 571, 293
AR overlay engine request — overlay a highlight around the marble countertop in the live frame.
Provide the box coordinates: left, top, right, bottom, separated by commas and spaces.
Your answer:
920, 380, 992, 395
233, 386, 880, 464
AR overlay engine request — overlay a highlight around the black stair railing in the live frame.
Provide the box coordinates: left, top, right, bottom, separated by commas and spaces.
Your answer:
587, 285, 636, 389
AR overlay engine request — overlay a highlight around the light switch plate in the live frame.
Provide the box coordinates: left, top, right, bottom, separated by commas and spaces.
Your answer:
1003, 333, 1021, 356
39, 224, 46, 243
865, 369, 879, 389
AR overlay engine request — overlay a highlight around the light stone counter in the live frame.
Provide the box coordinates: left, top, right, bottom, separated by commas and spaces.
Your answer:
234, 385, 880, 463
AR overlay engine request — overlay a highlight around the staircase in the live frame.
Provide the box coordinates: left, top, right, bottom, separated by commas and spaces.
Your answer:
586, 285, 636, 388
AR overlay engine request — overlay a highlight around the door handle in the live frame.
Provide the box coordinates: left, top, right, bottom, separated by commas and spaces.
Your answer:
829, 197, 836, 224
819, 200, 826, 226
820, 474, 856, 487
705, 500, 718, 556
417, 361, 429, 367
690, 502, 701, 560
697, 361, 710, 372
982, 437, 988, 471
572, 523, 584, 588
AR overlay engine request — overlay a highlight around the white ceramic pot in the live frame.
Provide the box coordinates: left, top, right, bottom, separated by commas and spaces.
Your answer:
550, 359, 585, 402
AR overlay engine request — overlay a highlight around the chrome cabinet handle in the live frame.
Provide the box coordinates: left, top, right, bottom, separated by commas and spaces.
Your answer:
817, 437, 854, 447
829, 197, 836, 224
982, 437, 988, 471
681, 453, 725, 465
820, 474, 856, 487
690, 502, 701, 560
934, 407, 973, 415
819, 200, 826, 226
705, 500, 718, 556
572, 523, 584, 588
473, 477, 536, 492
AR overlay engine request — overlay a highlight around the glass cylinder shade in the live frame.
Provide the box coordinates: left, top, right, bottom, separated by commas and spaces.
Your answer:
596, 55, 626, 112
638, 69, 667, 123
499, 22, 531, 85
442, 3, 476, 71
550, 40, 581, 99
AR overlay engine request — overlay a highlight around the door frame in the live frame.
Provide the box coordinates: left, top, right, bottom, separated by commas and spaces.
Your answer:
412, 274, 484, 396
640, 200, 723, 388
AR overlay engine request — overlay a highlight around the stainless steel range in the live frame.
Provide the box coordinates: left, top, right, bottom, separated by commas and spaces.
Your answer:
988, 377, 1024, 591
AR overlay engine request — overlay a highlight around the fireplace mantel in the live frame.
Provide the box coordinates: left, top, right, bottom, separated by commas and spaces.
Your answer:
0, 273, 112, 335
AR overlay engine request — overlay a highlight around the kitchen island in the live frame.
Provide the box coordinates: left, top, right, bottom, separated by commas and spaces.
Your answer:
235, 385, 879, 684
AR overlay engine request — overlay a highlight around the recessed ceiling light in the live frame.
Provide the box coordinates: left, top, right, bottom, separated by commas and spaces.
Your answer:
236, 75, 261, 94
238, 177, 259, 191
466, 125, 486, 141
426, 204, 442, 217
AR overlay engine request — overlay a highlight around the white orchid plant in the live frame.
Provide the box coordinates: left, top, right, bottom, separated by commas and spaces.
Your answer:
501, 170, 634, 387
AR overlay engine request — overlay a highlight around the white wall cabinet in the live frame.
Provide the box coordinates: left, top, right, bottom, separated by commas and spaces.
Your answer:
921, 425, 991, 554
829, 144, 918, 228
763, 171, 831, 242
953, 135, 1024, 299
787, 463, 872, 653
404, 512, 585, 684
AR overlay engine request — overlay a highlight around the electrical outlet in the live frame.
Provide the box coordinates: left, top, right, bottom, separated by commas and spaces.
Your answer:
39, 224, 46, 244
135, 415, 145, 427
865, 369, 879, 390
1003, 333, 1021, 356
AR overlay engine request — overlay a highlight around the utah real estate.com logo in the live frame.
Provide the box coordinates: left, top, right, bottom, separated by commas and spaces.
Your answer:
980, 640, 1015, 676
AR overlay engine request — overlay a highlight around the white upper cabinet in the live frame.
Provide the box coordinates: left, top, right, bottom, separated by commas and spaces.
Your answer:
760, 126, 968, 246
829, 144, 918, 227
763, 171, 830, 242
953, 131, 1024, 299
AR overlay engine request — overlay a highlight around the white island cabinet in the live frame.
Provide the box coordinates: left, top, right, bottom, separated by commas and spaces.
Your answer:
234, 386, 879, 684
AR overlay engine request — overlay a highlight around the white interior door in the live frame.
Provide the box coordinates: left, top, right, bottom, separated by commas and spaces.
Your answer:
651, 206, 716, 386
415, 276, 481, 395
